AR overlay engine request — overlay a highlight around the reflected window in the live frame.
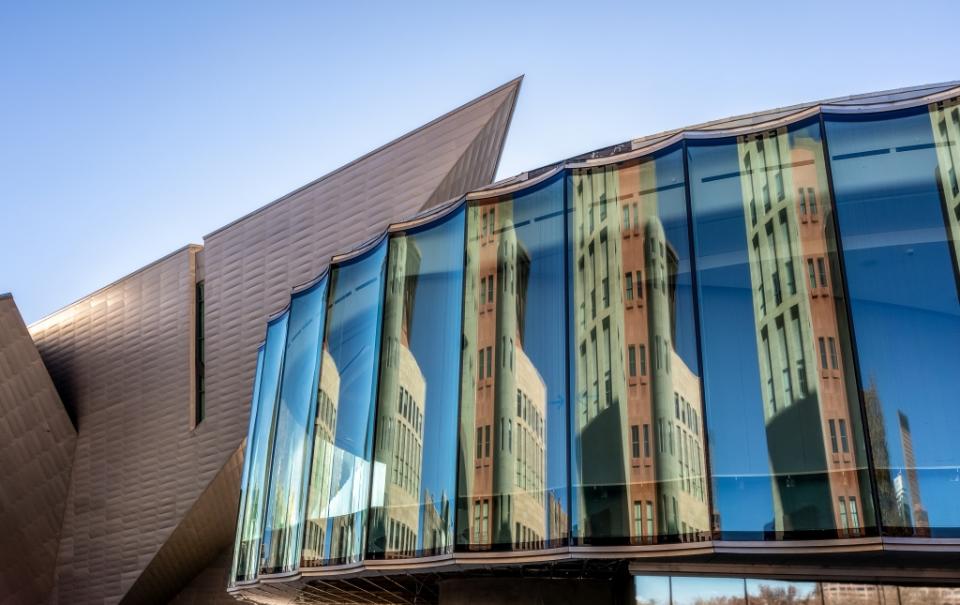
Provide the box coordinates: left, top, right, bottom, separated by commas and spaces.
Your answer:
368, 209, 464, 559
301, 245, 386, 566
688, 119, 873, 538
826, 102, 960, 536
457, 175, 567, 550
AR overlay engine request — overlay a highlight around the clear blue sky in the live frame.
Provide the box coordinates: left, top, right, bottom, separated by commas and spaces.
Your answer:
2, 0, 958, 324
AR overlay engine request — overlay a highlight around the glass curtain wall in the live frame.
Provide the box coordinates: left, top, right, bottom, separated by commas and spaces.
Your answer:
568, 146, 706, 545
230, 345, 265, 585
688, 118, 873, 539
301, 243, 387, 566
824, 102, 960, 537
457, 175, 569, 550
368, 209, 465, 559
233, 314, 288, 582
635, 575, 960, 605
261, 279, 328, 574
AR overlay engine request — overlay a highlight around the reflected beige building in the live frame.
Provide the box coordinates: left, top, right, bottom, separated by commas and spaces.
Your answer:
371, 235, 427, 557
931, 98, 960, 286
737, 128, 867, 534
302, 349, 340, 565
571, 161, 708, 543
461, 200, 548, 548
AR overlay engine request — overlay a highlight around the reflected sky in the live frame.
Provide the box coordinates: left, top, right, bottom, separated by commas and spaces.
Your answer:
510, 175, 568, 499
403, 209, 465, 520
326, 243, 387, 459
688, 137, 775, 533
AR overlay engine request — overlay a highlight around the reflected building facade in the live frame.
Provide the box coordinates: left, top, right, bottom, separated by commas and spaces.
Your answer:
736, 127, 869, 536
370, 235, 427, 558
461, 196, 549, 549
570, 159, 707, 544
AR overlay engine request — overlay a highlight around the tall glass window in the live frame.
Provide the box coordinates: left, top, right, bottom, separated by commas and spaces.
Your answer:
261, 279, 328, 574
368, 209, 465, 559
688, 118, 873, 539
230, 346, 265, 585
302, 243, 387, 566
232, 313, 288, 582
569, 146, 705, 545
457, 174, 568, 550
825, 102, 960, 537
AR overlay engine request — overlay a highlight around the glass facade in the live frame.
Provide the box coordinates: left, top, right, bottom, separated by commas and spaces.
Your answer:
569, 146, 705, 545
233, 313, 288, 582
261, 279, 328, 574
368, 209, 465, 559
302, 243, 387, 566
457, 175, 568, 550
634, 575, 960, 605
825, 103, 960, 537
231, 90, 960, 585
688, 118, 873, 539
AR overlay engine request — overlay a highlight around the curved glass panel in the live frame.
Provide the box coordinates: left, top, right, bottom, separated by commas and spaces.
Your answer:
456, 174, 568, 550
261, 279, 328, 574
230, 345, 265, 585
233, 313, 288, 582
688, 118, 874, 539
569, 146, 706, 545
367, 209, 465, 559
302, 243, 387, 566
825, 103, 960, 537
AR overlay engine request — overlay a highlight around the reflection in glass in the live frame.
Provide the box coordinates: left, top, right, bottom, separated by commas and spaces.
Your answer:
898, 585, 960, 605
671, 576, 746, 605
569, 147, 706, 544
688, 119, 873, 538
368, 209, 465, 559
457, 175, 568, 550
634, 575, 671, 605
302, 243, 387, 566
233, 314, 288, 581
230, 346, 265, 585
261, 280, 328, 574
745, 579, 819, 604
820, 583, 881, 605
826, 105, 960, 536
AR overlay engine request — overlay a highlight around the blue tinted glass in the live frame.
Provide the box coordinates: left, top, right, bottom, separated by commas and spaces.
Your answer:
825, 103, 960, 536
233, 313, 288, 581
457, 174, 569, 550
368, 208, 465, 558
302, 242, 387, 565
261, 279, 328, 573
569, 146, 707, 545
230, 345, 265, 585
688, 119, 873, 539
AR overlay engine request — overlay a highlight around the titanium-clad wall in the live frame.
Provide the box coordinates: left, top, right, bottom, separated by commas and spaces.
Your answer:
233, 87, 960, 594
29, 246, 200, 604
0, 295, 76, 605
24, 80, 521, 604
